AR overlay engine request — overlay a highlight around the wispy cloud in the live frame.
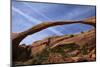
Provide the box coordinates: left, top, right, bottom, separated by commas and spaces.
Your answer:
23, 3, 52, 21
23, 3, 64, 35
12, 6, 64, 35
12, 6, 41, 23
60, 6, 95, 20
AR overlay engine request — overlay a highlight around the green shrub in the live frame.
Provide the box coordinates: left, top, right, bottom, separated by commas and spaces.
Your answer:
70, 34, 74, 37
81, 31, 84, 34
32, 47, 50, 64
80, 45, 88, 55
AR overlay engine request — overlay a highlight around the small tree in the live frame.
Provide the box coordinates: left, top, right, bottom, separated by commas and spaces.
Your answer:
81, 31, 84, 34
70, 34, 74, 37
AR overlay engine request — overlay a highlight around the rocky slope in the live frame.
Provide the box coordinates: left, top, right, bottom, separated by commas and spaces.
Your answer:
12, 16, 96, 66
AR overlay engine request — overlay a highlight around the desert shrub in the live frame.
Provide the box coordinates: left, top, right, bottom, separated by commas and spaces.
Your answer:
32, 47, 50, 64
21, 44, 26, 46
70, 34, 74, 37
81, 31, 84, 34
80, 45, 88, 55
51, 43, 80, 58
62, 43, 80, 50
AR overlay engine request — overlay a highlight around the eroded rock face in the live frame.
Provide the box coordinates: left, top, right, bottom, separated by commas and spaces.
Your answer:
12, 16, 96, 65
30, 29, 95, 56
12, 28, 95, 65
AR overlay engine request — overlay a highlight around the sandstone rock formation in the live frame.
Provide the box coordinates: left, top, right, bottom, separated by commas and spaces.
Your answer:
12, 16, 96, 65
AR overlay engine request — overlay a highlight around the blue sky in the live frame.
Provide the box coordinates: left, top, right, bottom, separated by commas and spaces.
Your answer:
12, 1, 96, 45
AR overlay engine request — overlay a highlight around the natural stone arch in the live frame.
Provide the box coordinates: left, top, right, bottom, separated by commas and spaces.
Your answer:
12, 17, 96, 47
12, 16, 96, 61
